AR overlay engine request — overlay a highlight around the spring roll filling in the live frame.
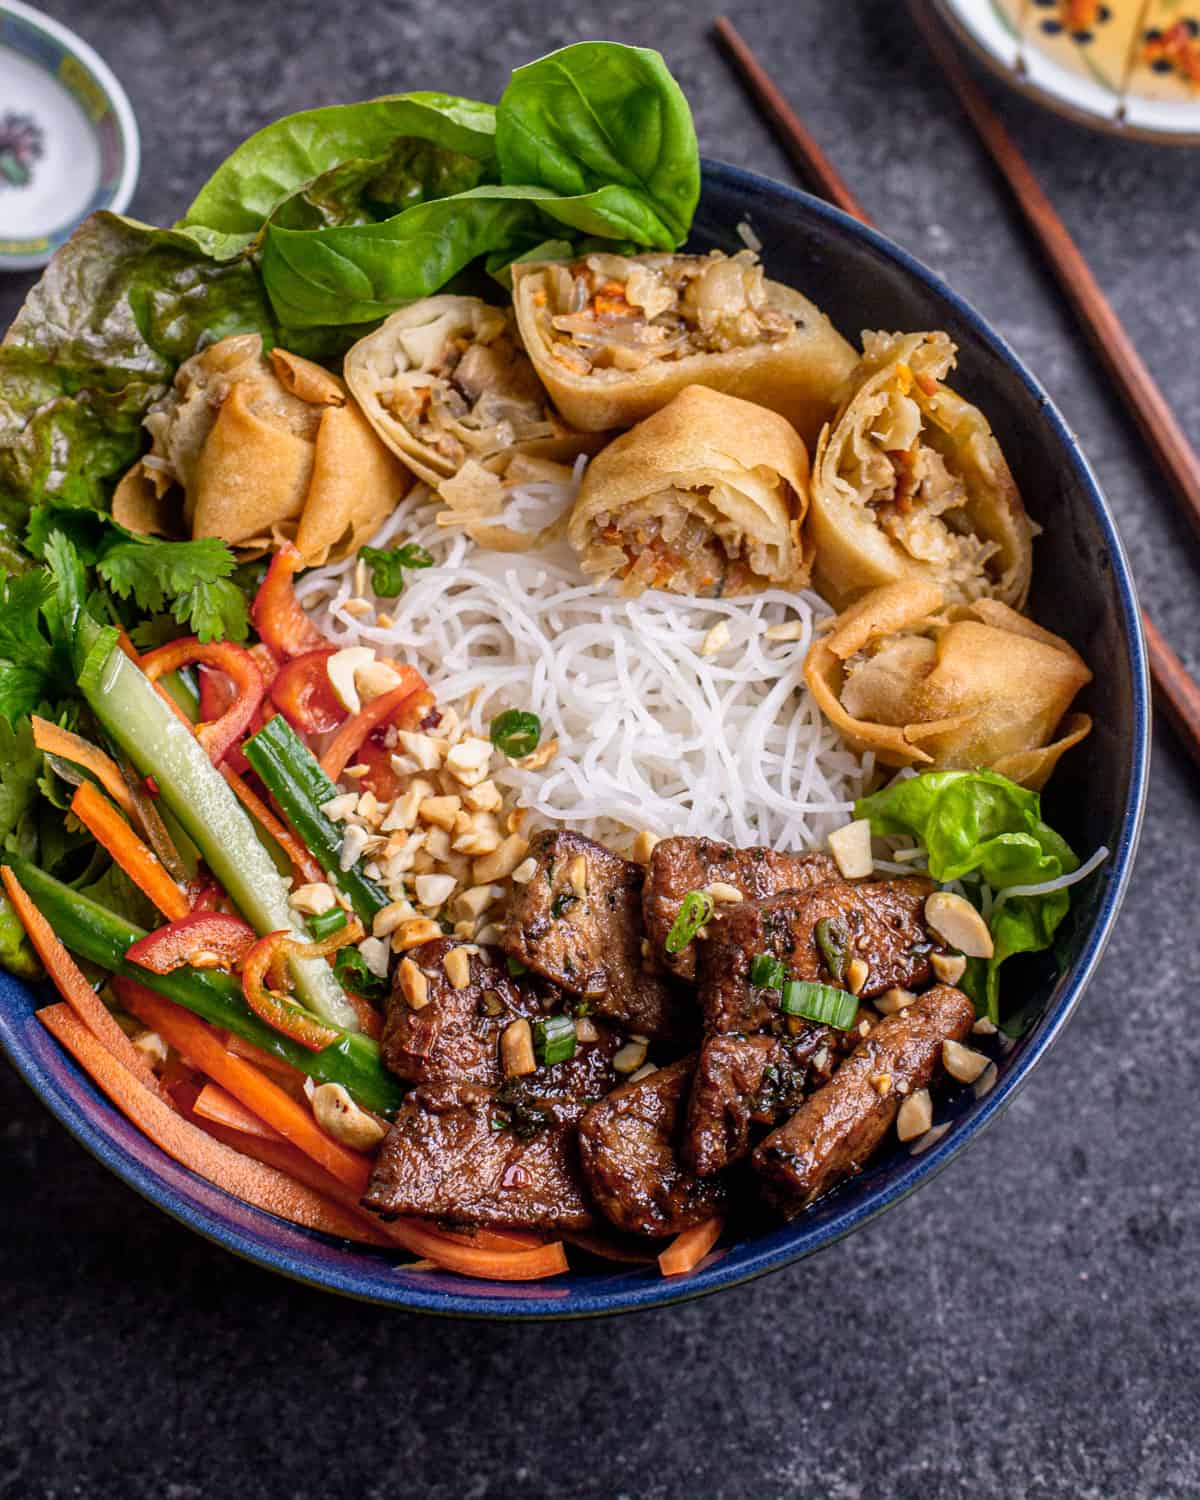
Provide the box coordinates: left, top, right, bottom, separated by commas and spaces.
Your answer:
533, 251, 798, 377
584, 480, 795, 598
377, 311, 557, 468
833, 361, 1001, 598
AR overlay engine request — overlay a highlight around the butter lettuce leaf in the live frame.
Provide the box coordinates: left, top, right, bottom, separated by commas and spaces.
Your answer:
856, 770, 1081, 1023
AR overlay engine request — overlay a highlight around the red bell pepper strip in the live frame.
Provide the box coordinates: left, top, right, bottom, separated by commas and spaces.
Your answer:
240, 920, 364, 1053
139, 639, 266, 767
269, 649, 346, 735
251, 542, 328, 659
320, 669, 427, 780
126, 911, 257, 975
347, 739, 403, 803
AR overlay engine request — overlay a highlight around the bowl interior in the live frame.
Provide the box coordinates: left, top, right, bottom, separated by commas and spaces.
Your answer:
0, 160, 1149, 1317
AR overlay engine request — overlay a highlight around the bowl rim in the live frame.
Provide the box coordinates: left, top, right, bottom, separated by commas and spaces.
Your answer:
0, 0, 141, 270
0, 157, 1151, 1318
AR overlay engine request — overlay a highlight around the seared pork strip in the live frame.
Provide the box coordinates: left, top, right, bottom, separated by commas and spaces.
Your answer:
644, 836, 838, 979
578, 1058, 727, 1237
363, 1081, 595, 1231
753, 984, 976, 1216
697, 878, 935, 1034
502, 830, 689, 1040
381, 938, 617, 1095
683, 1021, 860, 1176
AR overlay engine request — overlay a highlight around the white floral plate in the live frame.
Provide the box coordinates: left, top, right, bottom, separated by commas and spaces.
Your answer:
0, 0, 139, 270
934, 0, 1200, 145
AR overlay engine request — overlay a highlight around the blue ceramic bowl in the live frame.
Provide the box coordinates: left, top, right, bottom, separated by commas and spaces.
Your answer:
0, 160, 1149, 1317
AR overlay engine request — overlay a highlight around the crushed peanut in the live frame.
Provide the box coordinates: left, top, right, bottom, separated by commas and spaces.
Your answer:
442, 946, 472, 990
398, 957, 429, 1009
897, 1088, 933, 1141
501, 1018, 536, 1077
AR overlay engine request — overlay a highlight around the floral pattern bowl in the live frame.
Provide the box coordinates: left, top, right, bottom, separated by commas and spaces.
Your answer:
0, 0, 139, 270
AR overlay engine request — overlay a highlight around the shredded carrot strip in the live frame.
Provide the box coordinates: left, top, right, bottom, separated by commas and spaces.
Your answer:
70, 782, 190, 921
658, 1215, 724, 1277
192, 1082, 283, 1141
223, 1032, 302, 1079
1, 866, 166, 1099
38, 1003, 384, 1243
115, 980, 371, 1194
31, 717, 138, 820
220, 765, 325, 883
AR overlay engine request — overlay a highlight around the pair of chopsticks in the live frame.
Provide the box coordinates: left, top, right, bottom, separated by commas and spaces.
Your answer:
714, 9, 1200, 771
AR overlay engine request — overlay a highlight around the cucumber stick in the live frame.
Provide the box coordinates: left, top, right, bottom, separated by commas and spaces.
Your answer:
79, 640, 358, 1032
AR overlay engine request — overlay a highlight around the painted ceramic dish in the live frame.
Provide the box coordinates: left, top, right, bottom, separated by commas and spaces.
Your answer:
0, 0, 139, 269
934, 0, 1200, 143
0, 161, 1150, 1319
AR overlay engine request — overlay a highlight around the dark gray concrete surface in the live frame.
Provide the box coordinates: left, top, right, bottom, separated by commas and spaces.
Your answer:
2, 2, 1198, 1496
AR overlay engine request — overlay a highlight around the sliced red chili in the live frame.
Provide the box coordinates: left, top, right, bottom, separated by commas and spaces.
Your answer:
269, 649, 346, 735
251, 542, 329, 659
140, 639, 266, 767
126, 912, 257, 975
348, 738, 403, 803
240, 921, 364, 1053
320, 668, 427, 780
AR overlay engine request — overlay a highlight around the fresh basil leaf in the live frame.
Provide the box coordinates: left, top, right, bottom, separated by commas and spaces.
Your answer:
181, 94, 498, 238
496, 42, 699, 248
261, 188, 545, 326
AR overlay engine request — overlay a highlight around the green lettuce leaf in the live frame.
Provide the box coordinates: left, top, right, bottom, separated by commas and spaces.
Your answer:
856, 770, 1080, 1023
495, 42, 699, 248
0, 213, 279, 537
180, 93, 498, 241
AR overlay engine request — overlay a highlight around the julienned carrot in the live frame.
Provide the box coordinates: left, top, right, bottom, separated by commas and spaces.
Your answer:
31, 716, 138, 820
37, 1003, 385, 1245
1, 866, 166, 1099
434, 1225, 552, 1253
70, 782, 191, 921
115, 980, 371, 1194
372, 1219, 569, 1282
192, 1082, 284, 1141
657, 1215, 725, 1277
220, 765, 325, 884
223, 1031, 303, 1080
194, 1116, 567, 1279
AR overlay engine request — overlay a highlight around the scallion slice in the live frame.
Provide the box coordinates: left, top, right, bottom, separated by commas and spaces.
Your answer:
491, 709, 541, 759
814, 917, 847, 984
779, 979, 858, 1030
532, 1014, 577, 1067
665, 890, 714, 954
750, 952, 786, 989
307, 908, 348, 940
506, 955, 527, 977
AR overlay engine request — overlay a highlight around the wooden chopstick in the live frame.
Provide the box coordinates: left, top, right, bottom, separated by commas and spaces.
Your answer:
711, 13, 1200, 771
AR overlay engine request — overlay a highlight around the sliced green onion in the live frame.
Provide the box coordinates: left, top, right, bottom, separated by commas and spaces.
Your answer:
779, 979, 858, 1030
750, 952, 786, 988
491, 709, 541, 759
665, 890, 715, 954
814, 917, 848, 984
532, 1014, 577, 1067
506, 954, 528, 977
308, 908, 349, 940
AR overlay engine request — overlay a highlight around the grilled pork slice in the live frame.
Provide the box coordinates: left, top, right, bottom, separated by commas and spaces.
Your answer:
578, 1058, 727, 1237
683, 1023, 861, 1176
381, 938, 617, 1094
501, 830, 689, 1041
643, 836, 839, 979
363, 1082, 596, 1231
753, 984, 976, 1216
697, 877, 935, 1035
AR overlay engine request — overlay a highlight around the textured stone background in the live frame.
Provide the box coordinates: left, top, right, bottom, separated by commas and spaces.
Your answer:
2, 3, 1198, 1497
